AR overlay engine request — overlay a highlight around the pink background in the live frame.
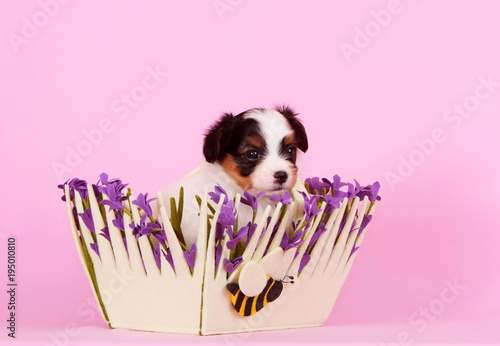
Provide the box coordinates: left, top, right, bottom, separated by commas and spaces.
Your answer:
1, 1, 499, 345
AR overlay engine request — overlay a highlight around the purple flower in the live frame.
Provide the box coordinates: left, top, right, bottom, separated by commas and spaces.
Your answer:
112, 212, 124, 231
353, 179, 381, 201
246, 222, 258, 242
91, 184, 101, 201
57, 180, 73, 201
226, 225, 249, 250
300, 192, 321, 222
79, 208, 94, 232
153, 244, 162, 269
69, 178, 88, 199
324, 175, 347, 194
348, 245, 359, 261
287, 229, 305, 251
152, 228, 168, 245
215, 244, 222, 269
131, 217, 164, 239
132, 193, 157, 217
72, 207, 80, 229
224, 257, 243, 273
183, 243, 197, 269
323, 194, 342, 214
90, 242, 100, 258
98, 173, 128, 211
305, 177, 330, 195
98, 172, 123, 186
58, 178, 88, 201
310, 221, 327, 247
280, 222, 305, 252
270, 191, 292, 205
218, 201, 236, 227
345, 183, 356, 199
123, 236, 128, 253
215, 223, 225, 240
369, 182, 381, 202
240, 190, 266, 210
299, 253, 311, 272
208, 185, 228, 204
99, 226, 111, 241
353, 214, 373, 237
163, 249, 175, 271
131, 223, 141, 237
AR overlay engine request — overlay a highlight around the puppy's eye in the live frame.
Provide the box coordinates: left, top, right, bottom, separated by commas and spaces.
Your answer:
287, 146, 296, 155
245, 149, 260, 160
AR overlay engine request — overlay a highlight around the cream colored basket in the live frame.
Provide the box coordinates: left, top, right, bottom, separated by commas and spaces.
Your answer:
60, 174, 379, 335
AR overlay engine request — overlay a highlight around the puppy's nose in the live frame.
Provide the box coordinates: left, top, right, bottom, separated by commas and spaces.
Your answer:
274, 171, 288, 185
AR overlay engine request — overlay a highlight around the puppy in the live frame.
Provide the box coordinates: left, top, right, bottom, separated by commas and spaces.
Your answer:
160, 106, 308, 247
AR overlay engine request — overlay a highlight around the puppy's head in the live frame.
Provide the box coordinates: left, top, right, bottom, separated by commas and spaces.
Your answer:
203, 106, 308, 193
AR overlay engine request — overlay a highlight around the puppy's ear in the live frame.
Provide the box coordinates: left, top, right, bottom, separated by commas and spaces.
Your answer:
203, 112, 235, 163
275, 105, 308, 153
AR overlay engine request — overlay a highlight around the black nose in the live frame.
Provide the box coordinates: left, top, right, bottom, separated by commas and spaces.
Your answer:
274, 171, 288, 185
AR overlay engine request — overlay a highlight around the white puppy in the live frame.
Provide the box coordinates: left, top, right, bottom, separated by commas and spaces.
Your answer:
160, 106, 308, 247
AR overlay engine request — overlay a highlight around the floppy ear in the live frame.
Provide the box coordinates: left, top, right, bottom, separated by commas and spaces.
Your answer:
203, 112, 235, 163
275, 105, 308, 153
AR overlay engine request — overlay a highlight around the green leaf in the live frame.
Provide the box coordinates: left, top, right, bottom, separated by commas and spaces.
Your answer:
80, 238, 110, 323
177, 187, 184, 225
169, 197, 186, 246
207, 202, 216, 215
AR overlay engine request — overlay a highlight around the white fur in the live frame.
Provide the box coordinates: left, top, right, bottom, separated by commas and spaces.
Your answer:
159, 109, 303, 247
244, 109, 297, 193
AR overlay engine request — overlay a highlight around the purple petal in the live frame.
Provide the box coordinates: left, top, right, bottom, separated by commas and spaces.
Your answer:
163, 249, 175, 271
72, 207, 80, 229
90, 242, 100, 258
79, 209, 95, 232
184, 243, 197, 269
153, 244, 162, 269
370, 182, 381, 202
100, 199, 124, 211
226, 237, 243, 250
224, 256, 243, 273
209, 184, 229, 204
99, 172, 109, 185
99, 226, 111, 241
132, 192, 157, 217
348, 246, 360, 261
281, 191, 292, 204
215, 245, 222, 269
280, 231, 290, 250
112, 214, 124, 231
153, 229, 168, 244
215, 223, 225, 240
310, 224, 327, 246
299, 253, 311, 272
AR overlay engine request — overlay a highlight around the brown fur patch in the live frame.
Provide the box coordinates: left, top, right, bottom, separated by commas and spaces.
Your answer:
221, 155, 253, 190
284, 134, 296, 147
247, 134, 265, 149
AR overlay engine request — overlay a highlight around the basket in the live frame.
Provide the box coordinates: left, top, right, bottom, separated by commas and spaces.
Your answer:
59, 174, 380, 335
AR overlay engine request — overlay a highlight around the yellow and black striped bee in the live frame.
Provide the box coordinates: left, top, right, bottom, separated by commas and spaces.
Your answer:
226, 276, 294, 316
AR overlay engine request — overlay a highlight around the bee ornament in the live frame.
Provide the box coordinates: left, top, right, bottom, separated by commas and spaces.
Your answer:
226, 260, 294, 317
